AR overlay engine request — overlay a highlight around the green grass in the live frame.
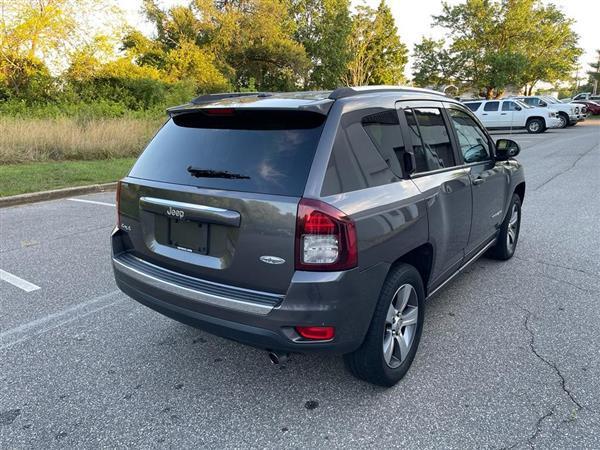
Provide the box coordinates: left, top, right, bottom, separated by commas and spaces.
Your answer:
0, 158, 136, 197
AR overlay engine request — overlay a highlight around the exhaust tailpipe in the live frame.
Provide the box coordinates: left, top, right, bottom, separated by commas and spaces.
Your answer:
268, 350, 289, 365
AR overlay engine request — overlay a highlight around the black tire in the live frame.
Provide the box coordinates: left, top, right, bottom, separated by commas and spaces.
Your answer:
558, 112, 569, 129
526, 118, 544, 134
489, 193, 521, 260
344, 264, 425, 387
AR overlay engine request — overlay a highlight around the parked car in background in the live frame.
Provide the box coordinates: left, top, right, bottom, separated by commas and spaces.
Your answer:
464, 99, 560, 133
542, 96, 587, 122
112, 86, 526, 387
512, 95, 579, 128
572, 100, 600, 116
569, 92, 600, 102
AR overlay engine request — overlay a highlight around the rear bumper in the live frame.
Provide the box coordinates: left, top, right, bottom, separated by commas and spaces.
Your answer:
112, 233, 388, 354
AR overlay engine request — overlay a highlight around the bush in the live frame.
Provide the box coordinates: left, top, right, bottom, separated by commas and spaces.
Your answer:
0, 79, 198, 121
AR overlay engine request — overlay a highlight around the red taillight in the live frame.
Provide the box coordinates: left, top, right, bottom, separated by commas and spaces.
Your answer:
296, 326, 335, 341
295, 198, 357, 271
304, 210, 336, 234
115, 180, 122, 229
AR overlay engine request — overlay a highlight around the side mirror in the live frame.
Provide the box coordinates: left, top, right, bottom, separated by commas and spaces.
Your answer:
496, 139, 520, 160
539, 101, 547, 107
515, 105, 522, 111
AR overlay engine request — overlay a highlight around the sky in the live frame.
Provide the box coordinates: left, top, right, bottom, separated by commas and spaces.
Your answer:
122, 0, 599, 80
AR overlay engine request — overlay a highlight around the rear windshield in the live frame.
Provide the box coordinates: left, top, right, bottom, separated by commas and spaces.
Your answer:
129, 110, 326, 196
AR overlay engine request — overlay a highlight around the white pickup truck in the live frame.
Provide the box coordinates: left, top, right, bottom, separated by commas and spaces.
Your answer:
463, 99, 561, 133
512, 96, 581, 128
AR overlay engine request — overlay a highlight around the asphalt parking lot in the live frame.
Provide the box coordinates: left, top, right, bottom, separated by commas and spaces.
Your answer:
1, 121, 599, 448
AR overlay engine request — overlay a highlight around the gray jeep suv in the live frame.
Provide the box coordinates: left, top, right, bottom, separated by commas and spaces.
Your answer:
112, 86, 525, 386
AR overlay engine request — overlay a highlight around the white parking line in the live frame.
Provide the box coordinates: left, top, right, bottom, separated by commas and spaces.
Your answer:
0, 290, 124, 350
68, 198, 115, 207
0, 269, 41, 292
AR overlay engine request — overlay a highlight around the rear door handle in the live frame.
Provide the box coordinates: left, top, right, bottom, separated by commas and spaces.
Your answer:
472, 177, 484, 186
500, 113, 507, 115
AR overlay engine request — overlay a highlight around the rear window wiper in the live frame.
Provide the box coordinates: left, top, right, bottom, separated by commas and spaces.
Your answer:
187, 166, 250, 179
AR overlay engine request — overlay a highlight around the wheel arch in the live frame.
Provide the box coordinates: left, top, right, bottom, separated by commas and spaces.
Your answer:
526, 116, 545, 125
389, 243, 434, 296
514, 181, 526, 205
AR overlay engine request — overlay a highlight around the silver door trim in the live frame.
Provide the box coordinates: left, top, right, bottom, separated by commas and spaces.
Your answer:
426, 237, 496, 300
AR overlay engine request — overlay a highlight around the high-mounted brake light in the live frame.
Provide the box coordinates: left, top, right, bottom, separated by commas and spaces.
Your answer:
203, 108, 235, 116
295, 198, 357, 271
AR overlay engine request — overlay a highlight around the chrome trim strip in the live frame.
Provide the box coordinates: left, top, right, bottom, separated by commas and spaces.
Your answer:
140, 197, 228, 213
139, 197, 240, 226
113, 257, 274, 315
426, 238, 496, 300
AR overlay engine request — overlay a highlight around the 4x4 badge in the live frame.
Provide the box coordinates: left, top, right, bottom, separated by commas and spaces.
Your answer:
260, 256, 285, 265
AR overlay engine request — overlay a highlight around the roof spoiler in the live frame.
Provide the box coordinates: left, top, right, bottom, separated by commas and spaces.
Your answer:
167, 91, 333, 117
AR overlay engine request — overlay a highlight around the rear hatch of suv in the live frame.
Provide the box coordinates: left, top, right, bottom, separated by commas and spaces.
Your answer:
116, 106, 327, 294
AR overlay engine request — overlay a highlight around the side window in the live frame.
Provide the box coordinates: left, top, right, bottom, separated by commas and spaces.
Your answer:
502, 101, 518, 111
362, 110, 405, 178
465, 102, 481, 112
321, 109, 401, 196
483, 101, 499, 112
523, 98, 536, 106
448, 109, 491, 163
404, 108, 455, 172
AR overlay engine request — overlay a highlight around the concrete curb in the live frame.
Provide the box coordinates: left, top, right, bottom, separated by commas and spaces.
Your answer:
0, 182, 117, 208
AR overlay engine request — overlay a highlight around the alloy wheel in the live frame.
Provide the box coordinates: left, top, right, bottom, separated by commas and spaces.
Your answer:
529, 121, 540, 132
383, 284, 419, 368
506, 204, 519, 251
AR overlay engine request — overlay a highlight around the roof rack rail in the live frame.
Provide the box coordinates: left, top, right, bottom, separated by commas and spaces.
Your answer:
190, 92, 272, 104
328, 86, 447, 100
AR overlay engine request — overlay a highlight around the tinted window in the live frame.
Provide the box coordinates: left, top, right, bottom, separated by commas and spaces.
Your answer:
502, 101, 519, 111
465, 102, 481, 112
448, 109, 490, 163
406, 108, 455, 172
362, 110, 405, 178
321, 109, 400, 196
522, 98, 537, 106
129, 110, 325, 197
483, 101, 499, 112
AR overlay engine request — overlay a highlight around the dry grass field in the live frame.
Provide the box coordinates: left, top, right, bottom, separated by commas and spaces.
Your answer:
0, 117, 163, 164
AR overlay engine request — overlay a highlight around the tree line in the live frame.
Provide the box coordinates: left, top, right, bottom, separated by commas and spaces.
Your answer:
412, 0, 583, 98
0, 0, 406, 113
0, 0, 587, 115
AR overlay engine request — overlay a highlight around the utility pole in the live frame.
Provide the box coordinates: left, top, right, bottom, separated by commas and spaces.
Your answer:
594, 51, 600, 95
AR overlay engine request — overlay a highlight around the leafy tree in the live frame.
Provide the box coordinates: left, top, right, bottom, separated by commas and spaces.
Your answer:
203, 0, 310, 90
430, 0, 581, 98
343, 1, 408, 86
292, 0, 351, 89
519, 3, 582, 95
132, 0, 308, 92
163, 40, 229, 91
1, 0, 123, 99
587, 49, 600, 91
412, 38, 464, 88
